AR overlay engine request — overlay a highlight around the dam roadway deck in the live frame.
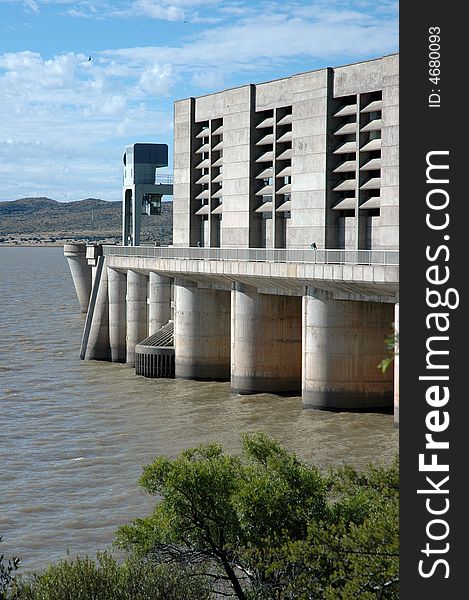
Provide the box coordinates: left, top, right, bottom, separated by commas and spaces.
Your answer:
101, 246, 399, 301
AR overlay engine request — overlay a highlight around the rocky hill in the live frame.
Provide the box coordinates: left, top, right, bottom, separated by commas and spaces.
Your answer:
0, 197, 173, 245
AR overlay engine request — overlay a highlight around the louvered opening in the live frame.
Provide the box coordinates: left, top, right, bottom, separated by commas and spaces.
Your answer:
276, 148, 292, 161
333, 160, 357, 173
195, 143, 210, 154
329, 90, 383, 247
256, 167, 274, 179
256, 117, 274, 129
195, 204, 210, 215
195, 158, 210, 169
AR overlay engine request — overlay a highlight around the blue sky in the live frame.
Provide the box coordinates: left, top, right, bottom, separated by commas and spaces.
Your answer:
0, 0, 398, 202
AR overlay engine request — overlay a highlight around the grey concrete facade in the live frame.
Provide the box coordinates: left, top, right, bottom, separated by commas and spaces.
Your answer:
394, 302, 399, 424
231, 284, 302, 394
108, 268, 127, 362
148, 272, 172, 335
126, 270, 148, 366
173, 54, 398, 252
302, 289, 393, 409
174, 278, 231, 380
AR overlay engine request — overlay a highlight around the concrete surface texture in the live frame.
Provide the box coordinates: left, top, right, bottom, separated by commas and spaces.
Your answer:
126, 270, 148, 366
394, 302, 399, 424
63, 243, 92, 313
174, 278, 231, 380
231, 284, 302, 394
83, 258, 110, 361
302, 288, 394, 409
148, 272, 172, 335
108, 268, 127, 363
173, 54, 398, 252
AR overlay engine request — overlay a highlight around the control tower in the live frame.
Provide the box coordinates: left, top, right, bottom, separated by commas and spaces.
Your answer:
122, 143, 173, 246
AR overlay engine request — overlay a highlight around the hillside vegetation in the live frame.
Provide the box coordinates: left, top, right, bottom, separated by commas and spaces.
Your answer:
0, 197, 173, 245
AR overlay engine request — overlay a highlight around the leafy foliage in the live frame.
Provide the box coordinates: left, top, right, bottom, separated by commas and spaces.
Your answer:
13, 553, 209, 600
117, 433, 399, 599
378, 328, 399, 374
1, 536, 21, 600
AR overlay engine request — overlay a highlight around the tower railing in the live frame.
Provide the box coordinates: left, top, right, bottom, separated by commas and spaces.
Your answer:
155, 174, 174, 185
102, 245, 399, 266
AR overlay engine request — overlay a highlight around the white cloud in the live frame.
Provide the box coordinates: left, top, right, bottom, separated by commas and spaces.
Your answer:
103, 9, 397, 79
106, 0, 221, 22
24, 0, 39, 12
0, 0, 397, 201
0, 48, 173, 201
191, 69, 225, 90
133, 0, 185, 22
139, 63, 176, 95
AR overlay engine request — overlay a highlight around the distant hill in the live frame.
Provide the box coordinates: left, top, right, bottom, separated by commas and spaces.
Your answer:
0, 197, 173, 245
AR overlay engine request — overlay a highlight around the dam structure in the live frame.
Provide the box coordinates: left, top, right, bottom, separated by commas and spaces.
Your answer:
65, 54, 399, 421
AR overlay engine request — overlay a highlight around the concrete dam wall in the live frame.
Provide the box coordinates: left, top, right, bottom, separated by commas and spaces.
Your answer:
65, 243, 398, 419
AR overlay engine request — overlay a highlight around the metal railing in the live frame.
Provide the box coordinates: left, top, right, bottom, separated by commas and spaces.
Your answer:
155, 174, 174, 185
102, 245, 399, 266
122, 174, 174, 185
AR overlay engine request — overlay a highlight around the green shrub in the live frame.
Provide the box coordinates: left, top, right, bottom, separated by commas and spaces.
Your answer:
1, 536, 20, 600
117, 433, 399, 599
14, 553, 210, 600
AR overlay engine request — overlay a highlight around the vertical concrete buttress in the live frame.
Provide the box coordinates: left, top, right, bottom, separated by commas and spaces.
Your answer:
83, 259, 110, 360
148, 272, 172, 335
174, 278, 231, 380
126, 270, 148, 367
64, 243, 92, 313
302, 288, 394, 409
108, 268, 127, 362
231, 284, 302, 394
394, 302, 399, 425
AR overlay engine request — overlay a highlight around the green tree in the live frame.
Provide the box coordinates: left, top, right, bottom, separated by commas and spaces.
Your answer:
1, 536, 20, 600
14, 553, 210, 600
378, 329, 399, 374
116, 433, 398, 599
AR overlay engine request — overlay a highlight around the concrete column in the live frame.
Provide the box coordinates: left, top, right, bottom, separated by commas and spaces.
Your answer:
64, 243, 92, 313
84, 261, 110, 360
148, 272, 172, 335
302, 289, 393, 409
231, 284, 302, 394
108, 268, 127, 363
174, 279, 231, 380
126, 270, 148, 366
394, 302, 399, 426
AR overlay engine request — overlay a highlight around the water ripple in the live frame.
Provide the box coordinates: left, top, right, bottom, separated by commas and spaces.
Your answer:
0, 247, 398, 572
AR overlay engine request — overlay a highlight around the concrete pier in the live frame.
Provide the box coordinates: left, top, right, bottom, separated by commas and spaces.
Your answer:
148, 272, 172, 335
64, 243, 92, 313
67, 245, 399, 411
302, 289, 393, 409
108, 268, 127, 362
231, 284, 302, 394
83, 258, 110, 360
394, 302, 399, 425
126, 270, 148, 367
174, 278, 231, 380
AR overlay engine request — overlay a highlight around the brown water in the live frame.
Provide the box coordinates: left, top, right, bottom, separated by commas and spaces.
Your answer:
0, 247, 398, 571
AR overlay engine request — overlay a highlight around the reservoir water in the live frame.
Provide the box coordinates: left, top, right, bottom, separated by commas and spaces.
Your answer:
0, 247, 398, 571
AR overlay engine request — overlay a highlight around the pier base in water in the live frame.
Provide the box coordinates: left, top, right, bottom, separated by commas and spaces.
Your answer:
64, 244, 92, 313
302, 289, 394, 410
